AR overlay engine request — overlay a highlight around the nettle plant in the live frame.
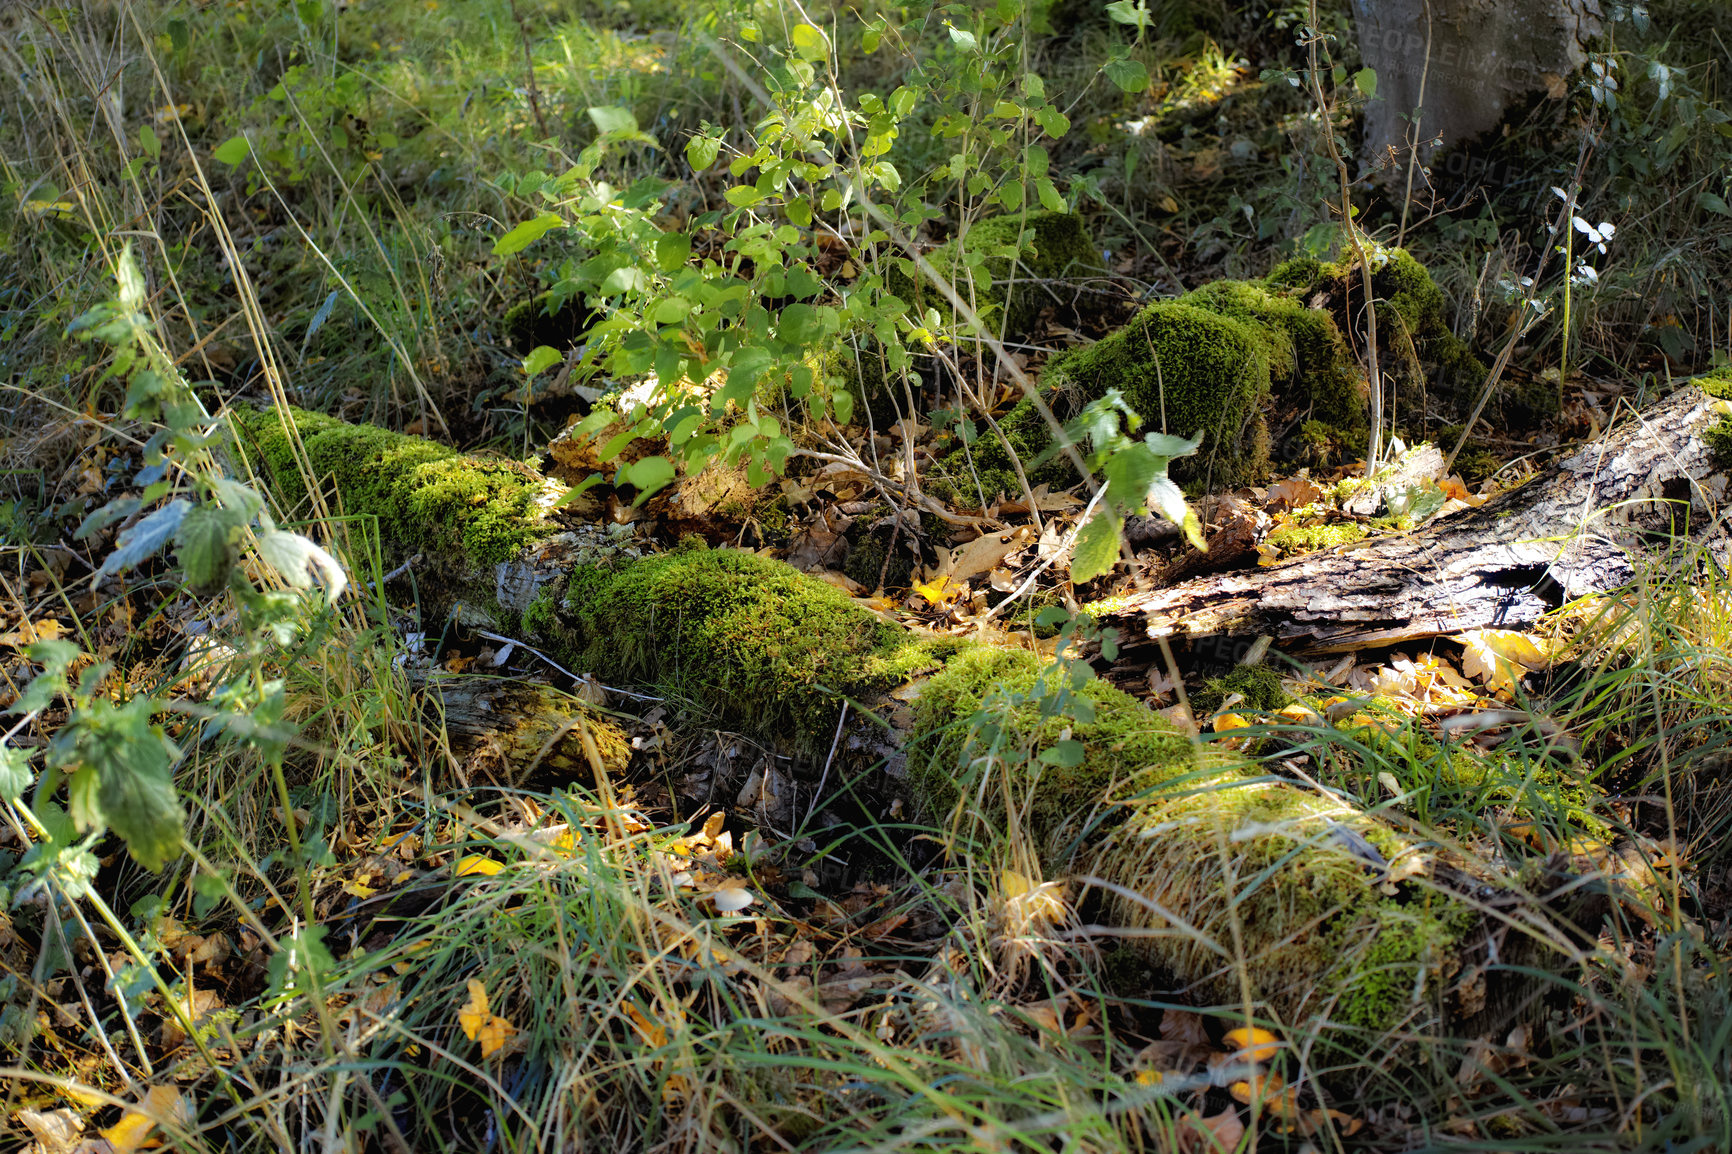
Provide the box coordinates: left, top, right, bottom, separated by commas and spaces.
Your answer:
3, 247, 345, 890
493, 0, 1191, 558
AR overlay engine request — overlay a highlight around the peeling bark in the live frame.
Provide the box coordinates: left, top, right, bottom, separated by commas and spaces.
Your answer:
1100, 384, 1729, 654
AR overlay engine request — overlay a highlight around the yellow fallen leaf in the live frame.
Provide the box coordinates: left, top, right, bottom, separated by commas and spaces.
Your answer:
1212, 712, 1249, 732
1001, 868, 1066, 925
101, 1086, 184, 1154
1222, 1026, 1282, 1063
1134, 1068, 1164, 1086
458, 978, 515, 1057
1457, 628, 1562, 694
911, 574, 960, 606
341, 879, 378, 898
458, 978, 489, 1039
455, 854, 504, 877
0, 618, 66, 648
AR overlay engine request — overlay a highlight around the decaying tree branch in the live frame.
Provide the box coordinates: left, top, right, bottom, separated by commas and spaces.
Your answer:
1100, 383, 1730, 654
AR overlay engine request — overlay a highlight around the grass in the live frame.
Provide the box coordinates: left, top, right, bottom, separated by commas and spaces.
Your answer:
4, 0, 1732, 1148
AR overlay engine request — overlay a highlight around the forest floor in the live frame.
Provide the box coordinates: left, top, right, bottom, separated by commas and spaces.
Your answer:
5, 0, 1732, 1151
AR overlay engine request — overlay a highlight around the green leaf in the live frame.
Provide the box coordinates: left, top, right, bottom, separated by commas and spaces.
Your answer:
553, 473, 606, 508
1142, 429, 1202, 458
1698, 191, 1732, 217
655, 231, 692, 272
587, 105, 639, 135
1354, 67, 1378, 99
791, 22, 829, 62
1104, 58, 1149, 93
685, 134, 723, 173
621, 455, 676, 504
1037, 176, 1066, 213
493, 211, 566, 257
522, 345, 563, 377
175, 503, 240, 594
1035, 106, 1070, 138
1039, 738, 1086, 767
946, 24, 979, 52
724, 185, 767, 208
53, 697, 183, 871
139, 123, 160, 161
212, 135, 250, 165
1070, 508, 1121, 583
1104, 0, 1149, 26
0, 746, 32, 803
94, 499, 190, 585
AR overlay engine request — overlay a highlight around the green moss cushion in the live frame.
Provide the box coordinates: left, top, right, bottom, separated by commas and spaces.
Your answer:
234, 406, 551, 566
551, 546, 936, 749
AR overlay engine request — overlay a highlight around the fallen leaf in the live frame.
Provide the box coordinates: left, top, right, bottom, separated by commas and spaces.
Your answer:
100, 1086, 185, 1154
911, 573, 963, 607
455, 854, 504, 877
1266, 476, 1322, 510
0, 618, 66, 648
1458, 628, 1562, 694
947, 527, 1031, 584
457, 978, 515, 1057
18, 1109, 84, 1154
1222, 1025, 1282, 1063
1178, 1105, 1245, 1152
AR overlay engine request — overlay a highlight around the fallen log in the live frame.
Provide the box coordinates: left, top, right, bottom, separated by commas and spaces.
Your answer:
226, 400, 1635, 1056
1099, 378, 1732, 654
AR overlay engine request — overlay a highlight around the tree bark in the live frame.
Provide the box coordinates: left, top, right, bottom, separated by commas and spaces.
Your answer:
1351, 0, 1603, 178
1098, 384, 1728, 655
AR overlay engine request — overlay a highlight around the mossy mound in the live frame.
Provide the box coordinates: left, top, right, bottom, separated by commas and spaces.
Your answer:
910, 645, 1478, 1036
1042, 301, 1274, 488
909, 646, 1198, 843
892, 211, 1103, 341
1267, 247, 1486, 413
1095, 780, 1474, 1032
544, 545, 937, 749
233, 407, 552, 566
1179, 278, 1365, 434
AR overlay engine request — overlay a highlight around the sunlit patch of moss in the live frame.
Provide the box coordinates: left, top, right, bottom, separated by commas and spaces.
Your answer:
893, 211, 1103, 340
233, 406, 550, 566
556, 545, 937, 750
1094, 776, 1474, 1033
909, 646, 1198, 843
1265, 519, 1368, 555
1044, 301, 1273, 488
1181, 278, 1365, 434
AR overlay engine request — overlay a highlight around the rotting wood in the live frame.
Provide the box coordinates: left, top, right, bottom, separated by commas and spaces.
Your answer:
1099, 383, 1731, 656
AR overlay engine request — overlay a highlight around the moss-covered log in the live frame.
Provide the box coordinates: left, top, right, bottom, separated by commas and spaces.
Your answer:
226, 402, 1608, 1050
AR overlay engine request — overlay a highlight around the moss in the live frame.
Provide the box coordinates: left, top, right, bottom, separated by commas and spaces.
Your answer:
1191, 665, 1289, 719
1265, 519, 1368, 555
1043, 301, 1272, 488
1180, 279, 1365, 433
233, 406, 551, 567
909, 646, 1197, 843
1694, 364, 1732, 399
892, 211, 1102, 340
555, 546, 936, 749
1094, 777, 1473, 1033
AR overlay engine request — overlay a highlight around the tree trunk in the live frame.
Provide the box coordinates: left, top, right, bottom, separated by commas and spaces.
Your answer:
1351, 0, 1604, 177
1097, 383, 1728, 655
